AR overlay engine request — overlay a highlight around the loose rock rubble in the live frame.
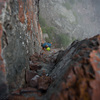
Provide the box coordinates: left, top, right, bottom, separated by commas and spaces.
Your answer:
8, 49, 56, 100
7, 35, 100, 100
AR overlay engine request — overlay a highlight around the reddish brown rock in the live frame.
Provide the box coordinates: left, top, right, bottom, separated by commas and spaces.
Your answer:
38, 75, 52, 90
41, 35, 100, 100
8, 95, 27, 100
30, 75, 39, 87
8, 95, 37, 100
26, 70, 37, 83
18, 0, 25, 23
11, 88, 22, 95
89, 50, 100, 73
0, 0, 43, 94
0, 23, 5, 73
30, 64, 42, 71
20, 87, 37, 94
89, 50, 100, 100
0, 1, 100, 100
0, 0, 42, 99
27, 97, 36, 100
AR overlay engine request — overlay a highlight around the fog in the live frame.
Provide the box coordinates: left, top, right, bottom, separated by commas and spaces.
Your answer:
91, 0, 100, 23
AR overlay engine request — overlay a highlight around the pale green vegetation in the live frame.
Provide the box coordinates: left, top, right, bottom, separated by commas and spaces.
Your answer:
59, 14, 67, 19
39, 15, 57, 45
39, 15, 76, 48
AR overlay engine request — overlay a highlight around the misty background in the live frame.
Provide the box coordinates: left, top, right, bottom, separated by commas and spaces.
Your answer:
39, 0, 100, 48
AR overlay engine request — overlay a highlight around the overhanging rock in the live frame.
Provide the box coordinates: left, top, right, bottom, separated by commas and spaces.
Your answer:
43, 35, 100, 100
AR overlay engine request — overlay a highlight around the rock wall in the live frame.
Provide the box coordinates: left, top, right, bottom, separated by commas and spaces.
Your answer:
7, 35, 100, 100
42, 35, 100, 100
0, 0, 42, 98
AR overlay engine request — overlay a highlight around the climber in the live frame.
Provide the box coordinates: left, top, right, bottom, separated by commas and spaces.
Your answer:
46, 47, 51, 51
41, 42, 52, 51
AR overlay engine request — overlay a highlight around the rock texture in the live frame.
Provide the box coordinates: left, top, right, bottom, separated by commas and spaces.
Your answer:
0, 0, 100, 100
44, 35, 100, 100
0, 1, 9, 99
7, 35, 100, 100
0, 0, 43, 98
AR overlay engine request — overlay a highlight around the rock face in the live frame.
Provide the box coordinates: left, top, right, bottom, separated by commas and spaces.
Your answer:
0, 0, 100, 100
7, 35, 100, 100
40, 0, 100, 47
43, 35, 100, 100
0, 0, 43, 98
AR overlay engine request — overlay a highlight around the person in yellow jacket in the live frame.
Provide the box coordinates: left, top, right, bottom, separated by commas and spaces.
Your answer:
41, 42, 52, 51
46, 47, 51, 51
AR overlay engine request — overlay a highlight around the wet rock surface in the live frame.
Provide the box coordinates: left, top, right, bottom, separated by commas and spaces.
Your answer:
7, 35, 100, 100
